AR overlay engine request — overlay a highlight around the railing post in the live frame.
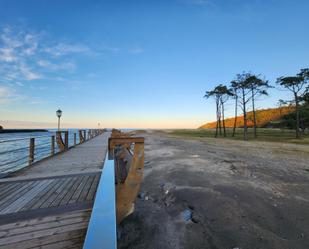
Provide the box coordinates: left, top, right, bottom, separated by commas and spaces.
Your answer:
29, 138, 35, 165
74, 133, 76, 146
64, 131, 69, 150
84, 130, 86, 142
51, 135, 55, 155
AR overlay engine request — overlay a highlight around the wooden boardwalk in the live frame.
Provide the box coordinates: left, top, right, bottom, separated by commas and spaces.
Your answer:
0, 132, 110, 249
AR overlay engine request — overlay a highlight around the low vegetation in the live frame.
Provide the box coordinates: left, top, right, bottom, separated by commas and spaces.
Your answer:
169, 128, 309, 145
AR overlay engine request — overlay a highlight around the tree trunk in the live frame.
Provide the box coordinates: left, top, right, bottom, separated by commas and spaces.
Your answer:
232, 95, 238, 137
218, 102, 222, 136
295, 93, 300, 139
221, 101, 226, 137
243, 88, 248, 141
252, 88, 257, 138
215, 99, 219, 138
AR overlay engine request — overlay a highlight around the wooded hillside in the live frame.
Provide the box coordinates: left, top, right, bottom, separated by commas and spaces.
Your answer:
199, 106, 295, 129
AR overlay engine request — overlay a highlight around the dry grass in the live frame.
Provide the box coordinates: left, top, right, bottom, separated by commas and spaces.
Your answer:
168, 128, 309, 145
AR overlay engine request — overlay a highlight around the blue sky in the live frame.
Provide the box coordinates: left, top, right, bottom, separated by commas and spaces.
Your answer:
0, 0, 308, 129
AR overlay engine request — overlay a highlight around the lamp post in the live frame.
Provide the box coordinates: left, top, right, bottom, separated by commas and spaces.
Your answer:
56, 109, 62, 131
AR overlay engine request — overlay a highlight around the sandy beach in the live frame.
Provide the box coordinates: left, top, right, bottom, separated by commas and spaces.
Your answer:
119, 130, 309, 249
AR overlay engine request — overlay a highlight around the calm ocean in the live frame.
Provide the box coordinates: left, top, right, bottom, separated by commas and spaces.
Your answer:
0, 129, 81, 176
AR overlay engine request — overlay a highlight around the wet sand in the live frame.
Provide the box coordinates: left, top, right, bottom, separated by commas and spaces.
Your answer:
119, 130, 309, 249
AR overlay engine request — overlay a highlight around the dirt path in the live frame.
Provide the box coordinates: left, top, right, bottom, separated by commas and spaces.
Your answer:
119, 130, 309, 249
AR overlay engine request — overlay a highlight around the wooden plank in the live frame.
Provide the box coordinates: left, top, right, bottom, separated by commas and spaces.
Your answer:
40, 178, 73, 209
85, 174, 100, 201
0, 181, 39, 211
0, 182, 23, 198
77, 175, 95, 202
68, 176, 90, 204
1, 179, 54, 214
109, 137, 144, 148
0, 171, 99, 184
20, 178, 63, 211
0, 220, 89, 245
48, 177, 79, 207
0, 204, 93, 226
0, 209, 91, 231
65, 244, 84, 249
0, 229, 86, 249
58, 177, 84, 207
0, 182, 32, 206
27, 178, 66, 210
4, 179, 55, 213
0, 213, 90, 238
34, 237, 84, 249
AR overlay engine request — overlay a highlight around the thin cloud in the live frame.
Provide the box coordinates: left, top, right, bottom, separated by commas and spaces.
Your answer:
100, 45, 120, 53
23, 34, 38, 55
0, 25, 91, 85
0, 85, 24, 103
20, 63, 41, 80
187, 0, 214, 6
191, 0, 209, 5
0, 47, 17, 62
37, 59, 76, 71
0, 86, 11, 103
128, 47, 144, 54
185, 0, 217, 9
44, 42, 90, 57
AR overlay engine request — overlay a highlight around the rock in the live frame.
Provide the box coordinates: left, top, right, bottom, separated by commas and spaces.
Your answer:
162, 182, 176, 194
182, 209, 192, 222
138, 192, 146, 200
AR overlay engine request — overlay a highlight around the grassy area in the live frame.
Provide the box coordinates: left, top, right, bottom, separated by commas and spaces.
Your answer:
168, 128, 309, 145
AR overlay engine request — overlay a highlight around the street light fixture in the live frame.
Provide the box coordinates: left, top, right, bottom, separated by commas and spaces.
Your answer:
56, 108, 62, 131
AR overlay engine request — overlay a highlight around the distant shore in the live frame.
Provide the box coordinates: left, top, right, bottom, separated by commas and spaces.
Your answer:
0, 129, 49, 133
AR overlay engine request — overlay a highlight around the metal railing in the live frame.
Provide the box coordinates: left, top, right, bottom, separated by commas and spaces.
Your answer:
0, 129, 105, 177
83, 129, 144, 249
83, 152, 117, 249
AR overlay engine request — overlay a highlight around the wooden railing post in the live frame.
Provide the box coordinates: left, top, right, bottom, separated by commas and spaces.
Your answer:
79, 130, 85, 143
51, 135, 55, 155
64, 131, 69, 150
29, 138, 35, 165
74, 133, 76, 146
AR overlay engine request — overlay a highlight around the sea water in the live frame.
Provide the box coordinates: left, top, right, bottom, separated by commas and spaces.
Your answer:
0, 129, 81, 175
